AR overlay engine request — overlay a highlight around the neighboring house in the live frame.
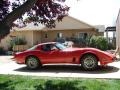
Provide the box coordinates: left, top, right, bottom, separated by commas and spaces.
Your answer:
105, 26, 116, 38
0, 16, 101, 50
105, 26, 116, 46
116, 9, 120, 53
94, 25, 105, 36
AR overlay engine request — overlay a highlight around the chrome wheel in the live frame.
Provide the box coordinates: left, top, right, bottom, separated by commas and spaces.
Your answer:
26, 56, 40, 69
81, 55, 98, 70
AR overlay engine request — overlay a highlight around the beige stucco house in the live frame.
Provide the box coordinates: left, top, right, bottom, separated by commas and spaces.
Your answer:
0, 16, 102, 50
116, 9, 120, 53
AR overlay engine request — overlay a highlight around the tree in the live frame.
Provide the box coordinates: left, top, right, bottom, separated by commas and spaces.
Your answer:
0, 0, 69, 41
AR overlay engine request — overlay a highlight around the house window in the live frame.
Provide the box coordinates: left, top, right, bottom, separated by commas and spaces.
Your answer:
45, 33, 48, 38
57, 33, 63, 38
78, 33, 88, 39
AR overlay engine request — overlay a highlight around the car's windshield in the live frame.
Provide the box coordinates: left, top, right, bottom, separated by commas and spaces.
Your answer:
55, 43, 67, 50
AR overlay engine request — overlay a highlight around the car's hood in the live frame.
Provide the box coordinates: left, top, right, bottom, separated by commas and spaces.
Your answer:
81, 47, 116, 57
63, 47, 115, 56
63, 47, 83, 51
63, 47, 100, 51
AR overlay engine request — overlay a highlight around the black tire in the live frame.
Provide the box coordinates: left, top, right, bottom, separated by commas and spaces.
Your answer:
26, 56, 41, 70
81, 54, 98, 70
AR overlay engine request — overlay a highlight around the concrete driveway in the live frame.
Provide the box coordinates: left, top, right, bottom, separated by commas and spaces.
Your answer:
0, 56, 120, 79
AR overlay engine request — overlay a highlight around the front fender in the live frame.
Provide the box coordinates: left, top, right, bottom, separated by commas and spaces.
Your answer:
79, 51, 99, 63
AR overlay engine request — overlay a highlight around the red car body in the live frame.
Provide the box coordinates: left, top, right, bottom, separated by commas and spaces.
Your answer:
14, 42, 116, 70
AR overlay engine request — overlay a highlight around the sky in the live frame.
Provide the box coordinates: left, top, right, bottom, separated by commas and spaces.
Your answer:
65, 0, 120, 27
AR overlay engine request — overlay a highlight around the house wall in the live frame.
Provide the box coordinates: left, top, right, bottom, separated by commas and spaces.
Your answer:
0, 28, 97, 50
33, 31, 42, 45
41, 29, 97, 43
116, 11, 120, 52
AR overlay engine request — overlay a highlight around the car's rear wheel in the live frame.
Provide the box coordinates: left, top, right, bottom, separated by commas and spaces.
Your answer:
81, 54, 98, 70
26, 56, 41, 70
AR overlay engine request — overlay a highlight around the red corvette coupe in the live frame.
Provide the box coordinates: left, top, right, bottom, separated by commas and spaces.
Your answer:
14, 42, 116, 70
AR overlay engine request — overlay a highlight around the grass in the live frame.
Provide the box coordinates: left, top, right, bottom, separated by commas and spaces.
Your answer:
0, 75, 120, 90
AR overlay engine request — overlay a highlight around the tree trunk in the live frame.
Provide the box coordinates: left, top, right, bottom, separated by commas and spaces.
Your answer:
0, 0, 38, 41
4, 0, 38, 27
0, 22, 10, 40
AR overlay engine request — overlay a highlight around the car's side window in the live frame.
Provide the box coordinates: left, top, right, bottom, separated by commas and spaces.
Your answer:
41, 44, 58, 51
41, 44, 51, 51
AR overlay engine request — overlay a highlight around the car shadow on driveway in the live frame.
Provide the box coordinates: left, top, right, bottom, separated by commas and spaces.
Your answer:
14, 65, 119, 74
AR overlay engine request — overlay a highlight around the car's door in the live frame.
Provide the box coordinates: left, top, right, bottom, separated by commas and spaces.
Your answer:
39, 44, 67, 64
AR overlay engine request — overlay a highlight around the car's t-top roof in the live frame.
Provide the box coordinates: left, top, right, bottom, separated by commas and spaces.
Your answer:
37, 42, 56, 46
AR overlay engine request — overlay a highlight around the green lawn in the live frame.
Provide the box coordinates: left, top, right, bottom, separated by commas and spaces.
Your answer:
0, 74, 120, 90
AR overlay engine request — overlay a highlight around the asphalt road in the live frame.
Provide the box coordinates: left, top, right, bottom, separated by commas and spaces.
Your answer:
0, 56, 120, 79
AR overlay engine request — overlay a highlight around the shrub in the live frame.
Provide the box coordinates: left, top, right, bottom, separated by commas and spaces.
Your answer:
89, 36, 108, 50
8, 37, 27, 51
108, 43, 116, 50
67, 36, 92, 47
13, 37, 27, 45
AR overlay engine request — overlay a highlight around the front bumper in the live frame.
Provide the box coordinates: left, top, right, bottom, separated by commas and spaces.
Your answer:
100, 56, 117, 65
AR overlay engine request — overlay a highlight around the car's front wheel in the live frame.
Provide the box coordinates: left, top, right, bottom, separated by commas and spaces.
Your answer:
26, 56, 41, 70
81, 54, 98, 70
